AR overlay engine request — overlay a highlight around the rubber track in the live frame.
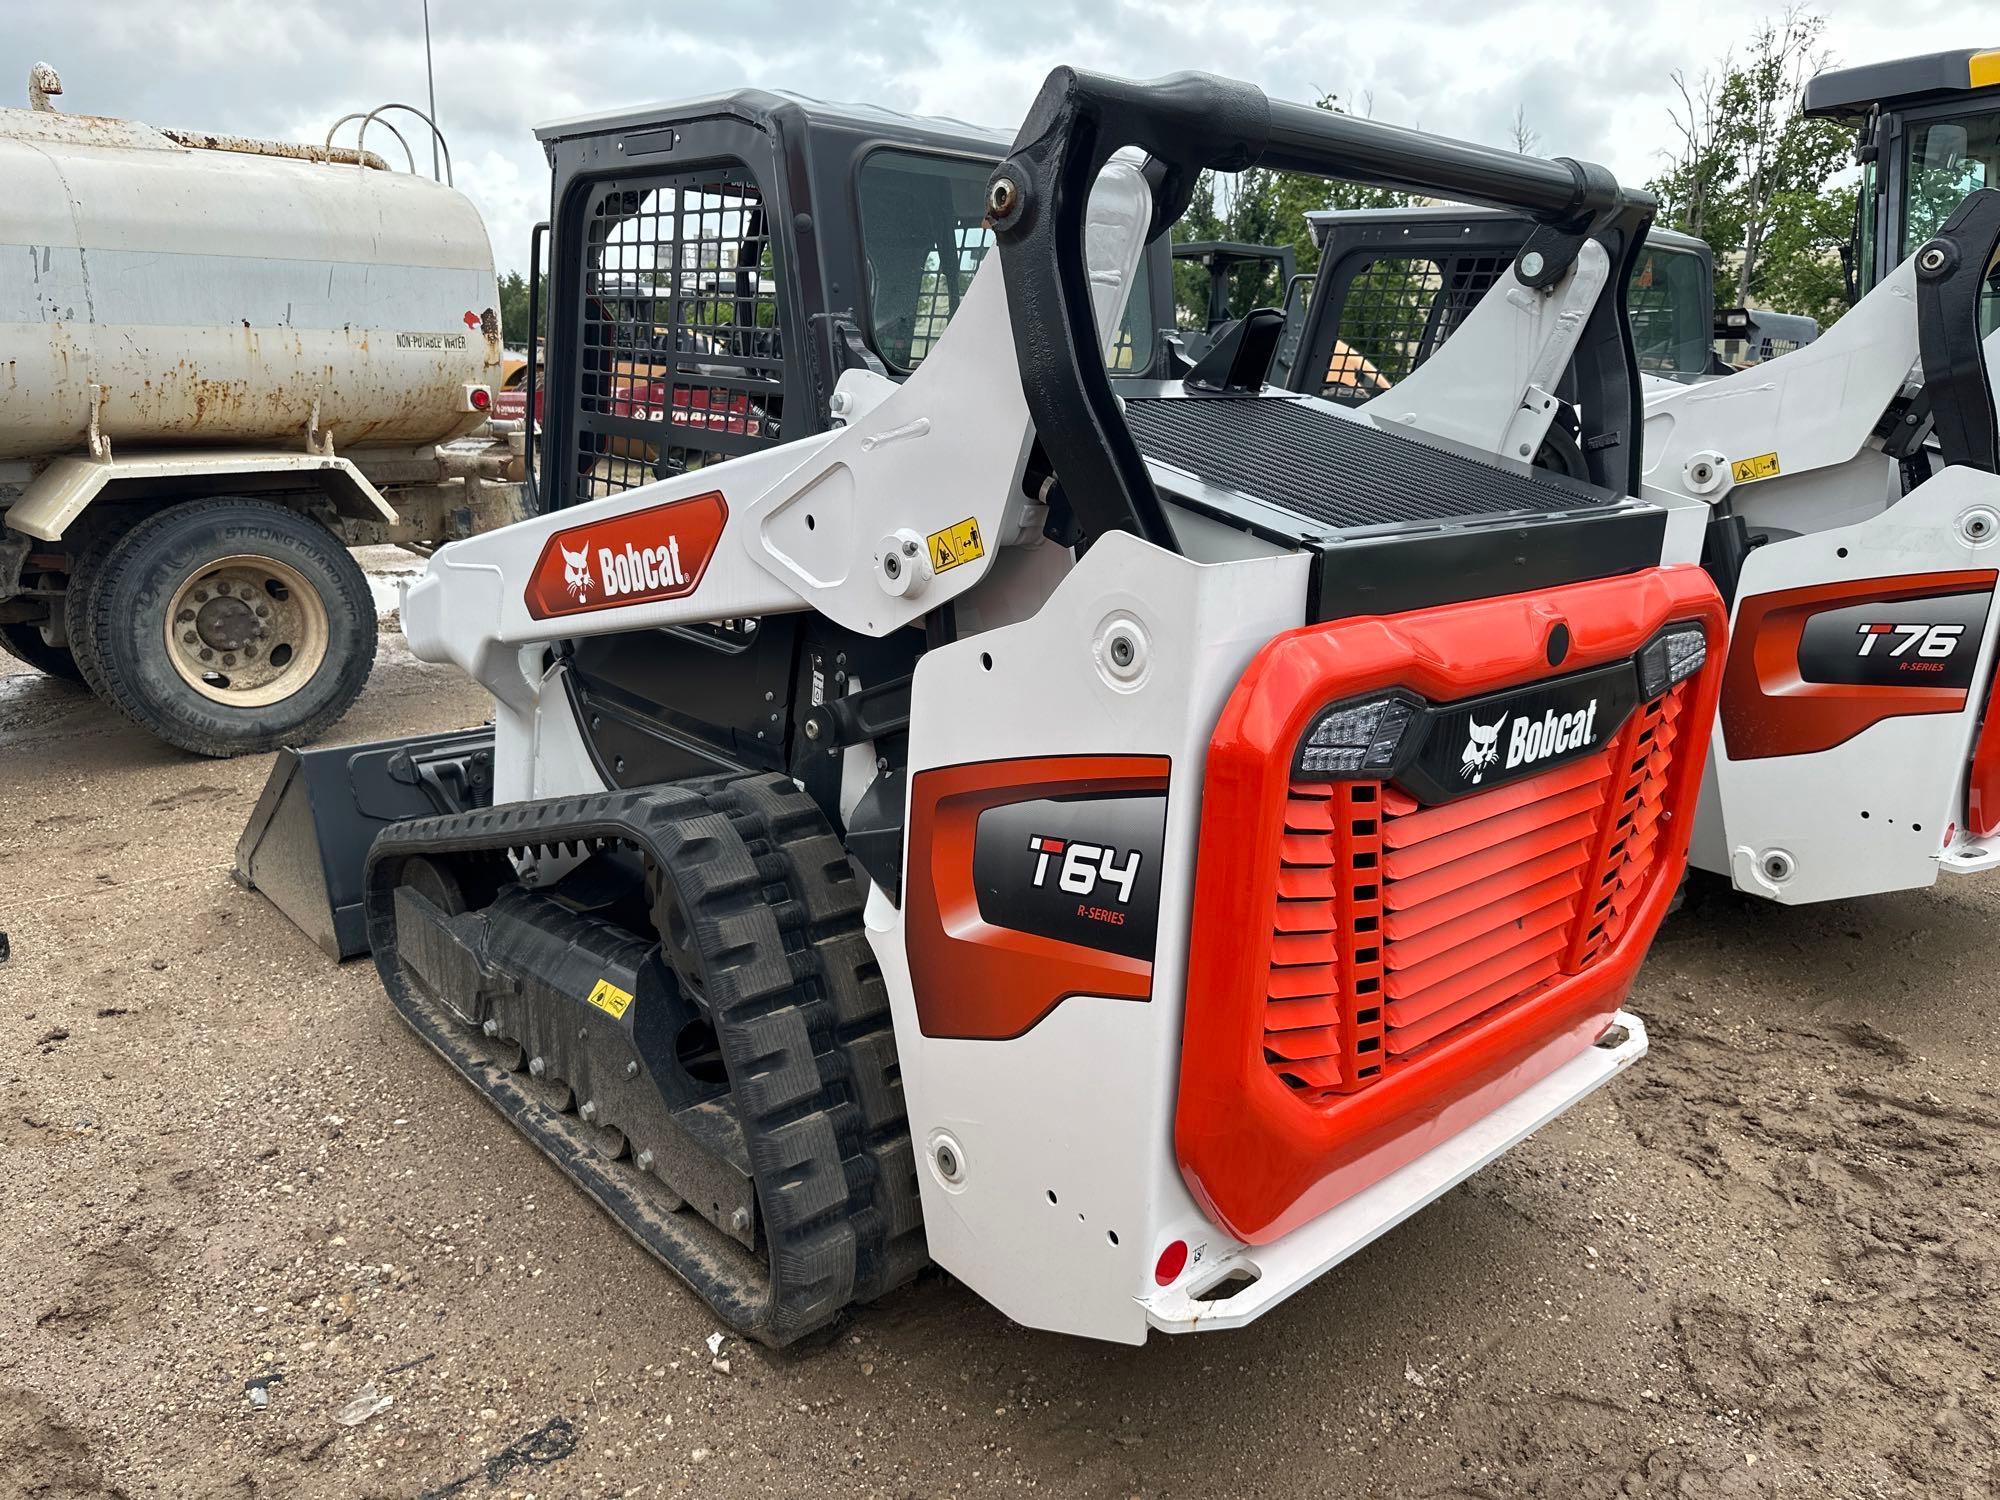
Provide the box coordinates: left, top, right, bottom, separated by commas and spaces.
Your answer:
689, 774, 928, 1305
362, 774, 924, 1345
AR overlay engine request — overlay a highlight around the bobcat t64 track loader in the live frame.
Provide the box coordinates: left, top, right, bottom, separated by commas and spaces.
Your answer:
242, 69, 1725, 1345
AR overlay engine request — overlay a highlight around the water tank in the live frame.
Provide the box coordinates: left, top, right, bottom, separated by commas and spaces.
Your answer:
0, 104, 503, 461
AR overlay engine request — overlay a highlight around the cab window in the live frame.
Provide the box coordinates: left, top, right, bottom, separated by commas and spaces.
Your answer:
1628, 246, 1712, 383
856, 149, 1154, 372
1903, 113, 2000, 252
1902, 113, 2000, 337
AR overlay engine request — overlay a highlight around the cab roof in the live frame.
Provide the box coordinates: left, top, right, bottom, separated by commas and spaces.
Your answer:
533, 87, 1010, 157
1303, 204, 1706, 255
1803, 48, 2000, 117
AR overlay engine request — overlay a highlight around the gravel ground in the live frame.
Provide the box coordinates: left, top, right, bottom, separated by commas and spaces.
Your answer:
3, 586, 1998, 1498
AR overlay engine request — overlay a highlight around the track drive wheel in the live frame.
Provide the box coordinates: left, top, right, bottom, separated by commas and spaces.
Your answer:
80, 499, 376, 757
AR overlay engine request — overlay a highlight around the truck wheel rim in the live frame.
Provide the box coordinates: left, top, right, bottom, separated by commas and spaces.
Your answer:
163, 555, 331, 708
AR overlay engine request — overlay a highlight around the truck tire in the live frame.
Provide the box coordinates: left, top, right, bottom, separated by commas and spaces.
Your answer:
63, 523, 127, 698
82, 498, 377, 757
0, 620, 85, 683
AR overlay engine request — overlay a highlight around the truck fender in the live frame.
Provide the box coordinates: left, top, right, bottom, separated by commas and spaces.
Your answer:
5, 449, 397, 542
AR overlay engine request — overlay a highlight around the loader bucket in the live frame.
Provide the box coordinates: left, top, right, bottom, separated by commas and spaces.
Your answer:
233, 727, 496, 960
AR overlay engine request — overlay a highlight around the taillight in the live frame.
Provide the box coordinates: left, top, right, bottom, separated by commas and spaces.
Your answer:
1295, 692, 1420, 778
1636, 624, 1706, 699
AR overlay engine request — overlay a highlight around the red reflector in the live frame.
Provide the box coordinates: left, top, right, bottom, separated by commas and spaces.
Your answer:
470, 386, 492, 411
1154, 1239, 1189, 1286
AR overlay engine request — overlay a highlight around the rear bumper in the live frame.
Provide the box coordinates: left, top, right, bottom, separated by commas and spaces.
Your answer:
1940, 831, 2000, 875
1142, 1010, 1646, 1334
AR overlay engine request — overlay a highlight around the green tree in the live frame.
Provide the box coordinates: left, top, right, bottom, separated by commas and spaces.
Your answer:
1169, 91, 1413, 329
1647, 7, 1856, 327
496, 269, 546, 346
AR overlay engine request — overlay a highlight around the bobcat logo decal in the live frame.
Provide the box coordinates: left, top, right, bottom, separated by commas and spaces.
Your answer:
560, 543, 594, 603
523, 491, 728, 622
1460, 712, 1506, 783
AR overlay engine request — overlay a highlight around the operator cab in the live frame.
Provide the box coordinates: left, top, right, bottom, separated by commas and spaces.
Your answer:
524, 90, 1175, 787
1170, 240, 1299, 360
530, 90, 1173, 514
1806, 46, 2000, 333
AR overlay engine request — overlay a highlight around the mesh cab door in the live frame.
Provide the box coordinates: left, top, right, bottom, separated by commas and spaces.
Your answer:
1304, 248, 1513, 406
564, 164, 791, 507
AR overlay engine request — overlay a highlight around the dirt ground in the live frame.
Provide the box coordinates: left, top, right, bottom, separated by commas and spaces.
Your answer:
3, 593, 1998, 1500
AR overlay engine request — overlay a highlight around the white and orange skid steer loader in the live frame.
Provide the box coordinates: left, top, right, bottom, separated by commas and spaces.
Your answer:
240, 69, 1727, 1345
1291, 118, 2000, 908
1636, 189, 2000, 903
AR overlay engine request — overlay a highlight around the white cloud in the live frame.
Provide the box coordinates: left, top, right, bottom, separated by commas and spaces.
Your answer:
2, 0, 1989, 274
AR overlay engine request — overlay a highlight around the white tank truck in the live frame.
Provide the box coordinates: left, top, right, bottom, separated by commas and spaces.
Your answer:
0, 64, 529, 755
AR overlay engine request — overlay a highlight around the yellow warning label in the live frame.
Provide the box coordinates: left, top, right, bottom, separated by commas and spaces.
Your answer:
927, 516, 985, 574
1731, 451, 1782, 485
585, 979, 634, 1020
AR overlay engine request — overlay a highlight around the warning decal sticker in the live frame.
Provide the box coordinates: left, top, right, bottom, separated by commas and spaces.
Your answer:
1731, 452, 1782, 485
585, 979, 634, 1020
927, 516, 985, 574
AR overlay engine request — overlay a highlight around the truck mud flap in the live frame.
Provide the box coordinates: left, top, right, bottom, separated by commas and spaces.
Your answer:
234, 727, 495, 959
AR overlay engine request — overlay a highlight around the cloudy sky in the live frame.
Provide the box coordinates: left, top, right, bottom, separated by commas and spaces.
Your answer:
2, 0, 1986, 274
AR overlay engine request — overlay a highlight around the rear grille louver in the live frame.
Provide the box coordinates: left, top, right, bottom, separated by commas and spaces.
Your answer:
1261, 682, 1689, 1103
1580, 687, 1684, 963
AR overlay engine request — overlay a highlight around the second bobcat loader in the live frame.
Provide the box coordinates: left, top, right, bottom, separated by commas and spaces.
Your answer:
1291, 156, 2000, 906
242, 68, 1726, 1345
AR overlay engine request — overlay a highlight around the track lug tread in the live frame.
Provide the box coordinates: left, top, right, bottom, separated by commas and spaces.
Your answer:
362, 769, 925, 1346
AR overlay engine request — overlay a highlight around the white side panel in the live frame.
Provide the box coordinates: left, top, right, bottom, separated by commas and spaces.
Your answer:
1357, 242, 1607, 462
1705, 465, 2000, 903
873, 532, 1310, 1343
739, 159, 1153, 638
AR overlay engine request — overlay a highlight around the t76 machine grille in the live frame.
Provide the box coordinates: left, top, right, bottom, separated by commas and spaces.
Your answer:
1262, 681, 1690, 1102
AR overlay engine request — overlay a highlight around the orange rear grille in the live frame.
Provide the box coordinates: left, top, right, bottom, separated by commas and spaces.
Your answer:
1261, 783, 1385, 1098
1579, 686, 1685, 963
1261, 682, 1690, 1101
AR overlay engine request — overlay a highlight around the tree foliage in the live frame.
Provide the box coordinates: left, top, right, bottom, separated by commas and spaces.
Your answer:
1169, 92, 1414, 328
1646, 6, 1856, 326
496, 269, 545, 347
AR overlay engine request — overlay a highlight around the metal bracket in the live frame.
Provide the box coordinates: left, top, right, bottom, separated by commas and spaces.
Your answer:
305, 398, 336, 458
1498, 239, 1609, 463
803, 671, 913, 750
85, 384, 112, 464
